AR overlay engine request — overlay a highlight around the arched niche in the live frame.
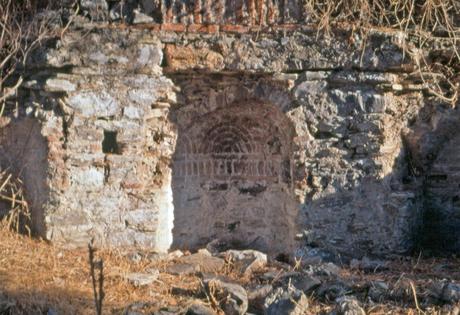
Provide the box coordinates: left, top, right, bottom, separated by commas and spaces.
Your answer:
171, 101, 299, 256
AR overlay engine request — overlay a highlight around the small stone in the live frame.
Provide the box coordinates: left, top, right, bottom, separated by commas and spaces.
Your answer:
247, 284, 273, 313
137, 44, 163, 68
88, 52, 109, 65
168, 250, 184, 259
264, 287, 309, 315
177, 253, 225, 273
166, 263, 197, 276
67, 91, 119, 117
316, 280, 350, 301
71, 168, 104, 188
125, 270, 159, 287
307, 262, 341, 278
132, 9, 154, 24
153, 306, 182, 315
295, 246, 336, 266
80, 0, 108, 20
185, 302, 217, 315
368, 281, 389, 302
431, 281, 460, 303
205, 278, 248, 315
335, 296, 365, 315
222, 249, 267, 276
44, 78, 76, 92
277, 272, 321, 293
123, 106, 143, 120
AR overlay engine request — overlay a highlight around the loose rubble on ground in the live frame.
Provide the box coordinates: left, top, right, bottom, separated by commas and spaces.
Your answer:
2, 235, 460, 314
118, 242, 460, 315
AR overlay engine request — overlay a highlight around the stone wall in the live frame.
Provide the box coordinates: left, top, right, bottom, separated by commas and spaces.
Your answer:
3, 24, 424, 257
405, 101, 460, 254
4, 5, 459, 256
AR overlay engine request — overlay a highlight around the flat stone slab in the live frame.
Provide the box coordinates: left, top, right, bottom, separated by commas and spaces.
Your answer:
166, 253, 225, 275
124, 270, 159, 287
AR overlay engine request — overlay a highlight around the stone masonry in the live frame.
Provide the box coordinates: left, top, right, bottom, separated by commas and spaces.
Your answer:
0, 0, 458, 257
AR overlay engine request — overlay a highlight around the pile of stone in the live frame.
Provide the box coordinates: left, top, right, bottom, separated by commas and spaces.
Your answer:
119, 244, 460, 315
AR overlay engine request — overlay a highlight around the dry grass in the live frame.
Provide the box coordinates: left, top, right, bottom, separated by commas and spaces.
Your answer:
0, 228, 203, 314
1, 227, 460, 314
0, 170, 31, 236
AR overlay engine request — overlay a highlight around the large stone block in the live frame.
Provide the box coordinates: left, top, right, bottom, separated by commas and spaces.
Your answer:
68, 91, 119, 117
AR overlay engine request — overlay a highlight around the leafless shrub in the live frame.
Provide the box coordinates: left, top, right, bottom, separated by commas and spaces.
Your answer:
0, 0, 71, 108
304, 0, 460, 105
0, 169, 31, 235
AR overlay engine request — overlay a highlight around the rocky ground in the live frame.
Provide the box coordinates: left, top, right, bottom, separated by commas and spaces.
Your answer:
0, 229, 460, 315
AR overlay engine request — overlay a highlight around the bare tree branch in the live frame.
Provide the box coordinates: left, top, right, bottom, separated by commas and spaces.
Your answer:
0, 0, 69, 108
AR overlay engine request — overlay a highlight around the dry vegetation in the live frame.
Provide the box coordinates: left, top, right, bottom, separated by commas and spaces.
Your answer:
0, 0, 57, 107
0, 227, 201, 315
304, 0, 460, 105
1, 227, 460, 314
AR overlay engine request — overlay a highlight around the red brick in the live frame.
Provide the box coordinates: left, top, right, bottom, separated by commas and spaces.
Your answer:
187, 24, 219, 33
220, 24, 249, 33
161, 23, 187, 32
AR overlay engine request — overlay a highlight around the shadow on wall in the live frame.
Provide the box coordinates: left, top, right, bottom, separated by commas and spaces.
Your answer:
165, 72, 460, 259
0, 118, 49, 237
170, 99, 300, 257
405, 102, 460, 254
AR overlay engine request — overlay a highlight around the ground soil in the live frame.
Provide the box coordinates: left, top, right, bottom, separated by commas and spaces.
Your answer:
1, 228, 460, 314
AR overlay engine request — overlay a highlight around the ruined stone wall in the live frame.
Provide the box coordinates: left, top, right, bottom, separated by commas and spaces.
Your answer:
1, 22, 433, 258
405, 101, 460, 254
13, 30, 177, 251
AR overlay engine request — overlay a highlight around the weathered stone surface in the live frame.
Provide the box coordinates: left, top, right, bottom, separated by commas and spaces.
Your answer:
166, 263, 197, 276
247, 284, 273, 313
334, 296, 366, 315
317, 281, 351, 301
185, 302, 217, 315
166, 253, 225, 275
67, 91, 119, 117
277, 272, 322, 293
7, 12, 452, 258
132, 10, 154, 24
264, 287, 309, 315
205, 279, 248, 315
429, 281, 460, 303
221, 250, 267, 276
44, 78, 76, 92
124, 270, 159, 287
306, 263, 341, 278
164, 45, 224, 71
80, 0, 108, 20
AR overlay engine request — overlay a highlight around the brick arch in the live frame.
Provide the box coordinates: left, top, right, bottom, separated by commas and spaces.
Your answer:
202, 123, 255, 154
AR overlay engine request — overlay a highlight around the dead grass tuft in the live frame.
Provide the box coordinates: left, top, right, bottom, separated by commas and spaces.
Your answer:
0, 170, 31, 235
